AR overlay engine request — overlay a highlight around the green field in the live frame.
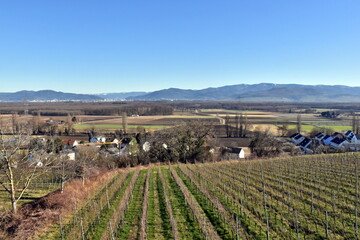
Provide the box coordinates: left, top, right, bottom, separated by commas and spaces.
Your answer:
287, 124, 352, 132
74, 124, 169, 130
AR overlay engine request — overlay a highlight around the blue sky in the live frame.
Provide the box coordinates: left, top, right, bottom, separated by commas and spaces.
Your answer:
0, 0, 359, 93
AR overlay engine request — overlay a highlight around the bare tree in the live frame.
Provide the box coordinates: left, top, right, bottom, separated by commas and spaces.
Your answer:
0, 124, 53, 214
353, 115, 360, 135
277, 124, 289, 137
65, 113, 75, 135
122, 112, 128, 134
11, 113, 20, 134
30, 112, 41, 134
235, 114, 239, 137
249, 129, 283, 158
59, 155, 75, 193
75, 148, 98, 186
225, 115, 230, 137
297, 114, 302, 133
243, 113, 249, 137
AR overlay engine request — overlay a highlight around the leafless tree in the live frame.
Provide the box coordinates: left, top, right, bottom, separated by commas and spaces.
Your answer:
297, 114, 302, 133
75, 148, 98, 186
122, 112, 128, 134
65, 113, 75, 135
249, 129, 283, 158
353, 115, 360, 135
277, 124, 289, 137
225, 115, 230, 137
0, 123, 53, 214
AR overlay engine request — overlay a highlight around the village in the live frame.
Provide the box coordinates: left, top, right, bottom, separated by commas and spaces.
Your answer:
290, 130, 360, 154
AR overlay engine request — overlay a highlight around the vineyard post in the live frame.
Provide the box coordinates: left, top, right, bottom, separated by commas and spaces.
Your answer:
295, 211, 299, 240
109, 221, 115, 240
332, 191, 336, 225
59, 215, 64, 240
235, 214, 239, 240
311, 192, 314, 213
325, 210, 329, 239
261, 161, 270, 240
74, 200, 78, 224
80, 218, 85, 240
106, 183, 110, 209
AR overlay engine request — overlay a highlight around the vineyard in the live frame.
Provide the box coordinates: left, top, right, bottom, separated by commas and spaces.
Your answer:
46, 153, 360, 239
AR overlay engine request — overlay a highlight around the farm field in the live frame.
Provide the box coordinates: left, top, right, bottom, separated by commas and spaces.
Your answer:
1, 108, 353, 135
287, 124, 352, 132
73, 124, 169, 131
45, 153, 360, 240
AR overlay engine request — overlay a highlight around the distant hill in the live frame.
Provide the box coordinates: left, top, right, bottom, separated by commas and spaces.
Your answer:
2, 83, 360, 102
0, 90, 102, 102
95, 92, 147, 100
127, 83, 360, 102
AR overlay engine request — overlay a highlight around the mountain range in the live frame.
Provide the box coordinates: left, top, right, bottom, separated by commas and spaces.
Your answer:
126, 83, 360, 102
0, 90, 102, 102
1, 83, 360, 102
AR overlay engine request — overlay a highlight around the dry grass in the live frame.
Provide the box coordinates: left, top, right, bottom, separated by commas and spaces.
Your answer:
0, 169, 121, 240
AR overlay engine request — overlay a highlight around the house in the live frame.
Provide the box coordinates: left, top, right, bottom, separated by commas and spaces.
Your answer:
64, 139, 79, 148
314, 132, 326, 142
142, 141, 151, 152
112, 138, 120, 146
60, 150, 76, 161
101, 147, 120, 156
344, 130, 358, 143
322, 135, 334, 146
290, 133, 305, 145
28, 154, 44, 166
332, 132, 343, 139
330, 137, 347, 149
120, 137, 132, 147
222, 147, 245, 159
90, 136, 106, 143
299, 138, 313, 153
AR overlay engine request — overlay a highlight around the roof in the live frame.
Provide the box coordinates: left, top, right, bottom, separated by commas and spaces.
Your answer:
216, 137, 251, 148
315, 132, 325, 138
299, 138, 312, 147
323, 135, 331, 140
345, 130, 352, 136
225, 147, 243, 154
331, 137, 346, 145
294, 134, 303, 140
332, 132, 343, 138
121, 137, 133, 144
290, 133, 300, 138
345, 131, 355, 139
64, 139, 78, 145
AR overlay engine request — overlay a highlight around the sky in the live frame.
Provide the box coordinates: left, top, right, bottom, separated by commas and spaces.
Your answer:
0, 0, 359, 93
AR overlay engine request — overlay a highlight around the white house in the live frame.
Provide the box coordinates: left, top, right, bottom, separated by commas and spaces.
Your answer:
142, 141, 151, 152
64, 139, 79, 148
314, 132, 326, 143
60, 150, 76, 161
299, 138, 313, 153
111, 138, 120, 147
344, 130, 358, 143
223, 147, 245, 159
330, 137, 347, 149
322, 135, 334, 146
290, 133, 305, 145
90, 136, 106, 143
